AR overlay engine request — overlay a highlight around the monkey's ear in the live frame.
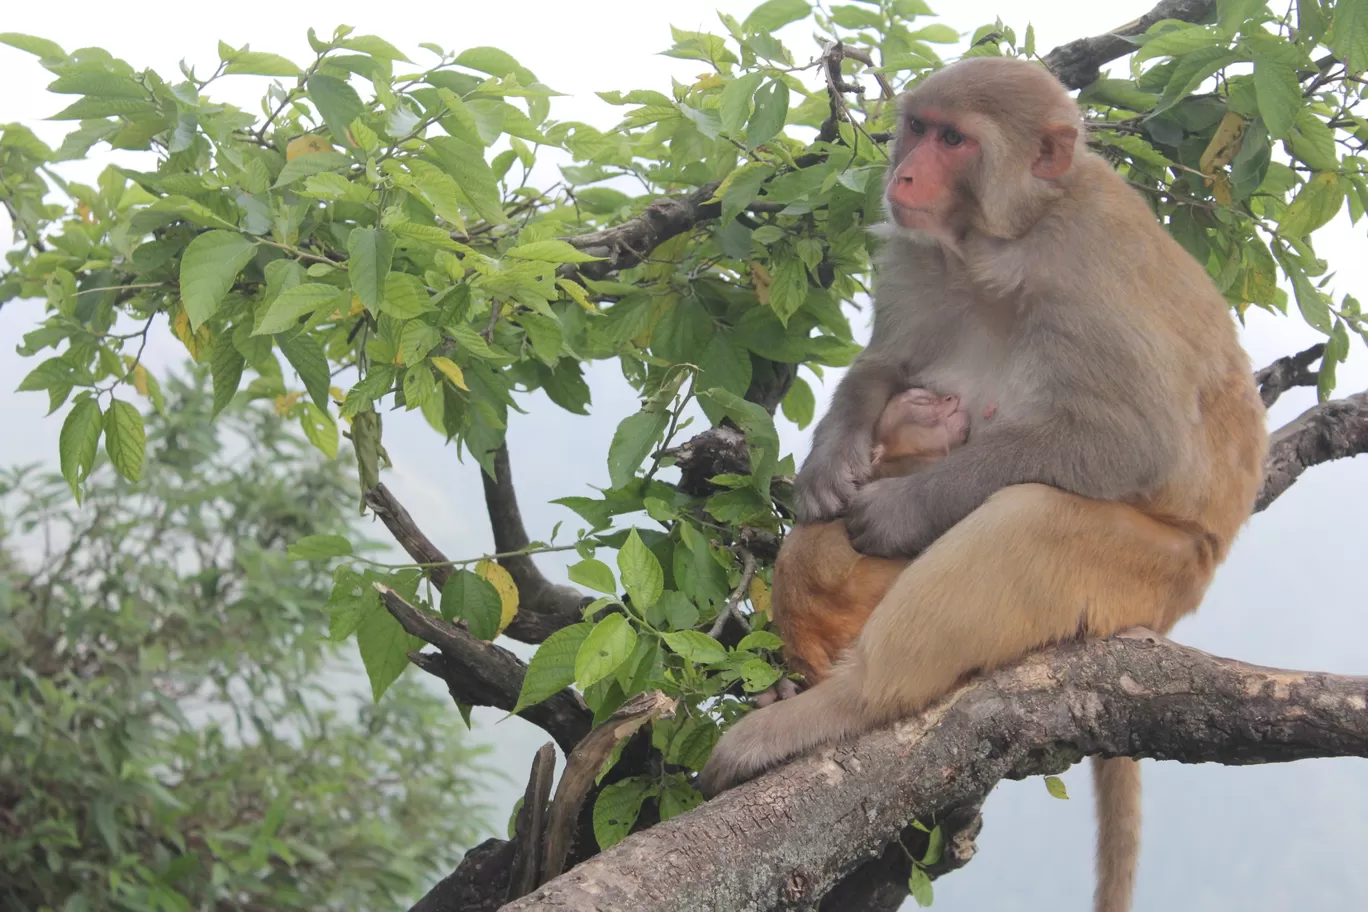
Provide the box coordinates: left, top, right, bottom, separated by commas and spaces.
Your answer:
1032, 123, 1078, 180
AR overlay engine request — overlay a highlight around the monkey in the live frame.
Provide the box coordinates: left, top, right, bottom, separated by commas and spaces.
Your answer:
699, 57, 1268, 912
768, 387, 967, 688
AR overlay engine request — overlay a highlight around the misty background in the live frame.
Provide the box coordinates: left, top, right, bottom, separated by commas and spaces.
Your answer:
2, 0, 1365, 908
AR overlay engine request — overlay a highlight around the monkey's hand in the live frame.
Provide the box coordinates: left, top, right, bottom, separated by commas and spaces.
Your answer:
794, 440, 872, 523
845, 476, 935, 558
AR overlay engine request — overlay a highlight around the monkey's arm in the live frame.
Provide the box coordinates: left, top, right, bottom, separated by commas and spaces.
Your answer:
793, 354, 904, 523
845, 411, 1171, 558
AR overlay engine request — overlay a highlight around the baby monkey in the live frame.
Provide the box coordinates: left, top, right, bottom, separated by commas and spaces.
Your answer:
763, 388, 966, 699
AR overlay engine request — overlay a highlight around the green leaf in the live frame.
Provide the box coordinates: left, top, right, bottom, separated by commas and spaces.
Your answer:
908, 866, 934, 907
426, 135, 506, 225
440, 569, 504, 639
381, 272, 433, 319
719, 72, 765, 135
455, 46, 531, 81
255, 284, 344, 335
1330, 0, 1368, 75
288, 534, 354, 560
224, 51, 302, 76
517, 314, 563, 365
746, 79, 790, 149
1279, 172, 1345, 238
656, 590, 699, 631
103, 398, 146, 482
279, 333, 331, 411
658, 779, 705, 821
768, 254, 809, 325
568, 558, 618, 594
0, 32, 65, 59
512, 621, 594, 713
341, 34, 413, 61
923, 824, 945, 865
618, 530, 664, 610
347, 227, 396, 314
400, 321, 441, 365
736, 630, 784, 652
743, 0, 811, 32
307, 74, 365, 144
272, 150, 352, 188
180, 230, 256, 330
58, 397, 102, 497
403, 361, 438, 411
1252, 58, 1302, 138
575, 613, 638, 689
718, 161, 774, 225
210, 333, 245, 416
781, 375, 816, 428
740, 659, 781, 692
356, 592, 421, 701
1136, 23, 1223, 62
1045, 775, 1070, 799
1283, 108, 1339, 170
661, 630, 728, 666
593, 777, 651, 850
300, 401, 339, 458
607, 408, 669, 489
696, 336, 753, 425
505, 239, 604, 263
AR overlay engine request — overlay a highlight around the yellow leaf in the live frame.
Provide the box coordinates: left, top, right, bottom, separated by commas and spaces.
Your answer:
431, 356, 470, 390
555, 277, 598, 312
274, 391, 301, 415
349, 294, 364, 315
476, 559, 520, 635
1211, 173, 1232, 207
77, 202, 95, 224
694, 73, 725, 90
171, 308, 212, 362
748, 576, 771, 623
286, 134, 333, 161
750, 261, 772, 306
131, 363, 149, 397
1199, 112, 1246, 177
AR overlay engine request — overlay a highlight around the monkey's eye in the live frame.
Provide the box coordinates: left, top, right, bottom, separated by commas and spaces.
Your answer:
941, 127, 964, 147
907, 117, 927, 135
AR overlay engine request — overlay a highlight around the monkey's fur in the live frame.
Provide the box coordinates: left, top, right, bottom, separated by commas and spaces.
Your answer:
700, 57, 1268, 912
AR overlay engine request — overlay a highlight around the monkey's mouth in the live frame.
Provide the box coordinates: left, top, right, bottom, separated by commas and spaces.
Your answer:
887, 203, 938, 232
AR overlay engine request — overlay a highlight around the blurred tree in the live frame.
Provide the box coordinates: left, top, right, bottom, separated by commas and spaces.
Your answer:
0, 369, 491, 912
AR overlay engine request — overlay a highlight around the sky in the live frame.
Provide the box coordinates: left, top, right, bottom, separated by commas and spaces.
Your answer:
3, 1, 1368, 909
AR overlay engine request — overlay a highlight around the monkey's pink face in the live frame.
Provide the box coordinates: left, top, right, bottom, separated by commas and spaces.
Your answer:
886, 106, 979, 233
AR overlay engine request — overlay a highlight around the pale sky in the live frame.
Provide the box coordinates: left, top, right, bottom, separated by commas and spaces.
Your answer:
3, 2, 1367, 908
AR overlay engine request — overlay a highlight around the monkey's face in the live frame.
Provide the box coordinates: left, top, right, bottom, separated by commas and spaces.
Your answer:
884, 102, 980, 245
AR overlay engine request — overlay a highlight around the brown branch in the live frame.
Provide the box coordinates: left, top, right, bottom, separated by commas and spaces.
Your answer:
504, 631, 1368, 912
1256, 391, 1368, 511
1254, 342, 1325, 407
480, 444, 594, 642
375, 584, 592, 754
1042, 0, 1217, 90
507, 743, 558, 902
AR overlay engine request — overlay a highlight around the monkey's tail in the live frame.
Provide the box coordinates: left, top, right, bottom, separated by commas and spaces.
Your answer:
1092, 756, 1142, 912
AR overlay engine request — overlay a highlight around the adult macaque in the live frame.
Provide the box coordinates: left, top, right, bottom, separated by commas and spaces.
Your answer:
700, 57, 1268, 912
769, 388, 966, 686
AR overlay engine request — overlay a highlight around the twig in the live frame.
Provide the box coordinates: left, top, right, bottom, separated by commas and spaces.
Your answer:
1254, 342, 1325, 407
708, 548, 757, 639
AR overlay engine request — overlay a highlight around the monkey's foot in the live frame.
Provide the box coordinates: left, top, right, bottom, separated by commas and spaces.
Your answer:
753, 677, 801, 708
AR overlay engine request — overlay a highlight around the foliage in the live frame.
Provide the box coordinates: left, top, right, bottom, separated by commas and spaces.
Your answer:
2, 0, 1367, 861
0, 370, 491, 911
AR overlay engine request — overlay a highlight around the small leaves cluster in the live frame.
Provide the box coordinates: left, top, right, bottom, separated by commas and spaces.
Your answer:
4, 0, 1368, 871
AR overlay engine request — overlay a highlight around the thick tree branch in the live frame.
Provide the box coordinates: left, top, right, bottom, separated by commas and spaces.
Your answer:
1042, 0, 1217, 89
504, 632, 1368, 912
1256, 391, 1368, 511
375, 584, 592, 754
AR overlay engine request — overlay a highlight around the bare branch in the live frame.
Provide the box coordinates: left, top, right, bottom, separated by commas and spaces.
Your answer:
504, 632, 1368, 912
1257, 391, 1368, 511
507, 743, 558, 902
1254, 343, 1325, 407
1042, 0, 1217, 89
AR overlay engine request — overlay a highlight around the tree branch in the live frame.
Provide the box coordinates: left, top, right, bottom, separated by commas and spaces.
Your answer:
503, 632, 1368, 912
375, 584, 592, 754
1254, 342, 1325, 407
1042, 0, 1217, 89
1256, 391, 1368, 511
480, 445, 593, 641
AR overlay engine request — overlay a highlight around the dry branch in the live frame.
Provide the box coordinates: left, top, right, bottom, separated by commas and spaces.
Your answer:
1254, 343, 1326, 407
1257, 391, 1368, 510
503, 632, 1368, 912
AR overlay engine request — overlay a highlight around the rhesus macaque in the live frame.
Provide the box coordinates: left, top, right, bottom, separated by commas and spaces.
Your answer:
701, 57, 1268, 912
769, 388, 967, 687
